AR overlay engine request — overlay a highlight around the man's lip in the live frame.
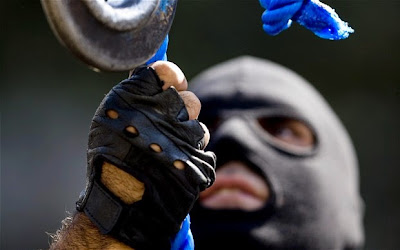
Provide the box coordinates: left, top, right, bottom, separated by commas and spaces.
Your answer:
201, 174, 266, 200
199, 162, 270, 211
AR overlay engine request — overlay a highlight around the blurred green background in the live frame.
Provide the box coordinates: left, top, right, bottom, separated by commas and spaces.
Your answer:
1, 0, 399, 249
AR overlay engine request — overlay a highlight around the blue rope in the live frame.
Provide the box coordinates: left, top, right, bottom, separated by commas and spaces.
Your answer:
259, 0, 354, 40
170, 215, 194, 250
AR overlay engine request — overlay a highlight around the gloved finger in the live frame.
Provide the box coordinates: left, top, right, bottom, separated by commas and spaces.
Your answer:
122, 65, 164, 96
149, 61, 188, 91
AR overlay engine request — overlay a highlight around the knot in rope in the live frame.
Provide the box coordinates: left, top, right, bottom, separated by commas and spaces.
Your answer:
260, 0, 354, 40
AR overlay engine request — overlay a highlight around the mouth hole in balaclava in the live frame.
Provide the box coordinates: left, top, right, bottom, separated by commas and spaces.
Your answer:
206, 136, 277, 217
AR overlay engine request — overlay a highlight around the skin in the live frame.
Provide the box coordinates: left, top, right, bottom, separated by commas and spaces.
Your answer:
49, 61, 207, 250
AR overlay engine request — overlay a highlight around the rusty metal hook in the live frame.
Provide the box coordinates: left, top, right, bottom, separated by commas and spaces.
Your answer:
41, 0, 178, 72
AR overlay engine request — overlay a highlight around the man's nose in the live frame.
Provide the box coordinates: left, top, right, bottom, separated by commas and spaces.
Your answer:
206, 116, 258, 158
210, 116, 249, 144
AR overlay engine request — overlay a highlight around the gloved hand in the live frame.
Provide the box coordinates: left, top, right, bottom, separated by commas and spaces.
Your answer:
76, 61, 216, 249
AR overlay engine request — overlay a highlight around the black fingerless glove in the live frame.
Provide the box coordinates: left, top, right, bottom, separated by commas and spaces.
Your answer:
76, 66, 216, 249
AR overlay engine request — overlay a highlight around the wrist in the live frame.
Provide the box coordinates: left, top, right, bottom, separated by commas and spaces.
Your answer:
50, 212, 133, 250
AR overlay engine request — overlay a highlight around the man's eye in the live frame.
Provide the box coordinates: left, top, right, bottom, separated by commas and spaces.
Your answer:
257, 117, 315, 149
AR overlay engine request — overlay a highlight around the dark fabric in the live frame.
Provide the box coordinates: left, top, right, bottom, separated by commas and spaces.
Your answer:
189, 56, 364, 249
84, 181, 123, 233
76, 65, 216, 249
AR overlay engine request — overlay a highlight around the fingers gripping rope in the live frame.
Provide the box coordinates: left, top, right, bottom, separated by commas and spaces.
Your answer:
144, 34, 197, 250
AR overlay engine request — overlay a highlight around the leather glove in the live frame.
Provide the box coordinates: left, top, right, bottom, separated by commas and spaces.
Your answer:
76, 65, 216, 249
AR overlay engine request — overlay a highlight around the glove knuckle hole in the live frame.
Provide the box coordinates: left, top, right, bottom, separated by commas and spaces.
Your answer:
149, 143, 163, 153
106, 109, 119, 119
173, 160, 186, 170
125, 126, 139, 136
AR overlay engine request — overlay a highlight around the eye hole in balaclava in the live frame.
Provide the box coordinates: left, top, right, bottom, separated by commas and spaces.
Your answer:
202, 114, 317, 156
257, 116, 316, 153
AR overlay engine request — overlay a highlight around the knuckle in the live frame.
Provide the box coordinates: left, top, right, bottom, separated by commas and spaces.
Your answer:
178, 91, 201, 120
150, 61, 187, 91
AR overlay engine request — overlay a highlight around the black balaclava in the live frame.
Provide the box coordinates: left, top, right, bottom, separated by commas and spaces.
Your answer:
189, 56, 364, 249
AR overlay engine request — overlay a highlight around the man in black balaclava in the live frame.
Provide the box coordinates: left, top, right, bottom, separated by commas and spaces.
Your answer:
189, 56, 364, 249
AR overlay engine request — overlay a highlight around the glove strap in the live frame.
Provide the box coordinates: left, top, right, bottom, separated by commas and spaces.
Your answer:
82, 180, 123, 234
82, 180, 196, 250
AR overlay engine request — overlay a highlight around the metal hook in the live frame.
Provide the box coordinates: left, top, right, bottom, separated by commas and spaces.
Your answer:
41, 0, 178, 72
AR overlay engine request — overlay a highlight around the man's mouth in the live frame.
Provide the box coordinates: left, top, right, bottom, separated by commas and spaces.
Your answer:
199, 161, 270, 211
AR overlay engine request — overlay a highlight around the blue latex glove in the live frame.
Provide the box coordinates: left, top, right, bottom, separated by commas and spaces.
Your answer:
260, 0, 354, 40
